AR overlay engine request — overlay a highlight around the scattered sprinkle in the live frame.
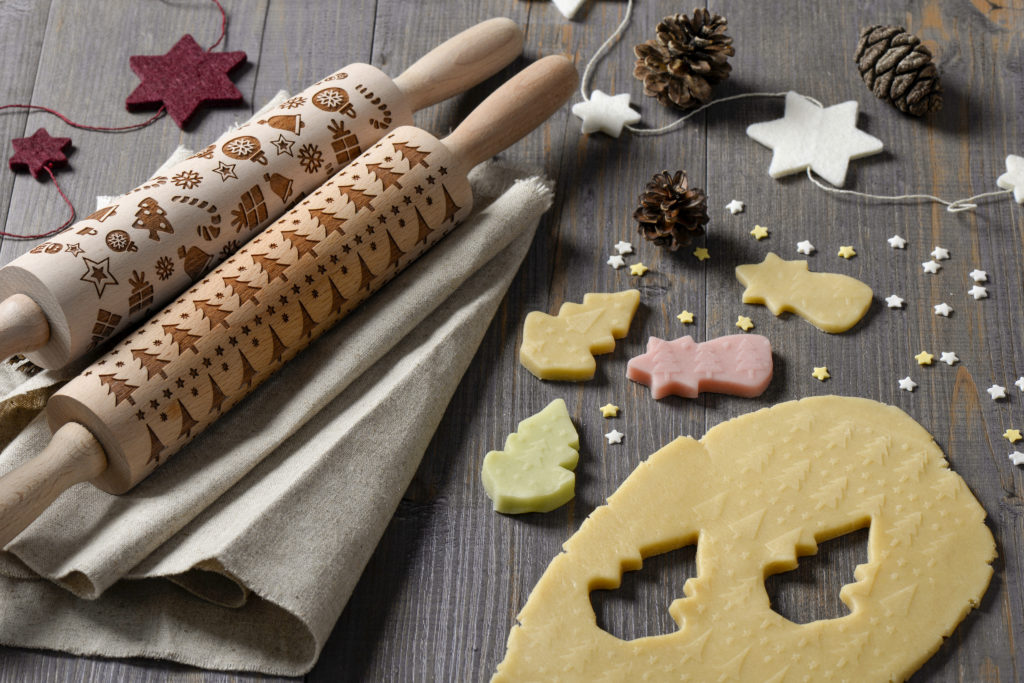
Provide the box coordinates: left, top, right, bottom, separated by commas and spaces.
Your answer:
629, 262, 649, 276
607, 254, 625, 269
693, 247, 710, 261
812, 366, 830, 381
939, 352, 959, 366
934, 302, 953, 317
885, 294, 904, 308
604, 428, 624, 444
726, 199, 745, 215
898, 376, 918, 392
750, 224, 769, 240
796, 240, 815, 255
600, 403, 620, 418
677, 310, 694, 324
888, 234, 907, 249
968, 285, 988, 300
614, 240, 634, 255
969, 269, 988, 282
1016, 376, 1024, 392
735, 315, 754, 331
930, 246, 950, 260
837, 245, 856, 259
915, 350, 934, 366
1010, 451, 1024, 466
1004, 428, 1022, 443
987, 384, 1007, 400
921, 260, 941, 274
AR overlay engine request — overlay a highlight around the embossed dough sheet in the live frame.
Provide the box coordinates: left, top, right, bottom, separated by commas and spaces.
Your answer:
0, 162, 554, 675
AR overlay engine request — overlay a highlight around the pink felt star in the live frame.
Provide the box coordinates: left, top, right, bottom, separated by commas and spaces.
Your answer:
626, 334, 774, 399
8, 128, 72, 179
125, 34, 247, 128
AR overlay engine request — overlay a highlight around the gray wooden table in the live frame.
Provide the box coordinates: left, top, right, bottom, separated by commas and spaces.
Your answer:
1, 0, 1022, 681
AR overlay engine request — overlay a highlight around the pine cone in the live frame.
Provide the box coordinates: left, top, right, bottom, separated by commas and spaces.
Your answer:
633, 10, 734, 110
855, 25, 942, 116
634, 171, 708, 251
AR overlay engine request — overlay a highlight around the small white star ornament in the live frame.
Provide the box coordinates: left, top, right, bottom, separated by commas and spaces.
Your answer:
898, 376, 918, 392
604, 429, 624, 444
551, 0, 587, 19
607, 254, 626, 269
614, 240, 634, 255
930, 246, 950, 260
922, 260, 941, 274
885, 294, 904, 308
934, 302, 953, 317
1010, 451, 1024, 466
888, 235, 907, 249
1016, 376, 1024, 392
939, 352, 959, 366
796, 240, 815, 255
746, 92, 884, 187
988, 385, 1007, 400
969, 285, 988, 300
726, 199, 745, 215
572, 90, 641, 137
969, 269, 988, 282
996, 154, 1024, 204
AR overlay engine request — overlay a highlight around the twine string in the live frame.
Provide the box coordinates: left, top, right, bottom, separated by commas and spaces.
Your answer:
0, 166, 75, 239
805, 169, 1012, 213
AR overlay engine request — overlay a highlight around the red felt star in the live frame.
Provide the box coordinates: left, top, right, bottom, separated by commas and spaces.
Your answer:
8, 127, 72, 179
125, 34, 247, 128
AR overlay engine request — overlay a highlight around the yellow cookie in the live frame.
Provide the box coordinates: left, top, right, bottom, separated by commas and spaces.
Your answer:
493, 396, 995, 683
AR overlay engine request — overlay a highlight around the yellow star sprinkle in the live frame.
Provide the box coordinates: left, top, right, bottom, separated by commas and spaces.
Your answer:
837, 245, 857, 259
914, 350, 934, 366
1004, 428, 1022, 443
693, 247, 710, 261
600, 403, 620, 418
812, 366, 830, 381
629, 262, 649, 276
750, 225, 769, 240
735, 315, 754, 331
677, 310, 694, 324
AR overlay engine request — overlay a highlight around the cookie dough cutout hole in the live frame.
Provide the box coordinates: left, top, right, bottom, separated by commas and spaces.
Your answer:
764, 523, 870, 625
589, 537, 698, 641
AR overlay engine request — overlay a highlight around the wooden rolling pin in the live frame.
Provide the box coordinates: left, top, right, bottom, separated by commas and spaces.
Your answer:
0, 55, 578, 547
0, 17, 523, 370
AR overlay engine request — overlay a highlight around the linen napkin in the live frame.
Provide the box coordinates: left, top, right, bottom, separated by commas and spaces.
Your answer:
0, 160, 553, 675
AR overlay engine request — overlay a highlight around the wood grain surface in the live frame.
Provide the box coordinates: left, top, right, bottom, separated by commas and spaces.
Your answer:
1, 1, 1022, 681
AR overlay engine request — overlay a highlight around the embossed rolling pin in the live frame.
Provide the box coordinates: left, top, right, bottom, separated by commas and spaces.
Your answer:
0, 55, 578, 547
0, 17, 524, 370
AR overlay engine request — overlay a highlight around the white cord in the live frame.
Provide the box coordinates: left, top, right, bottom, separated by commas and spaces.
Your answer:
805, 169, 1012, 213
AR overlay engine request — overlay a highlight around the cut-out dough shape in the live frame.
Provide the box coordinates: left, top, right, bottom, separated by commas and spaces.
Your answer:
493, 396, 995, 683
520, 290, 640, 380
627, 334, 773, 399
746, 91, 884, 187
735, 252, 873, 333
481, 398, 580, 514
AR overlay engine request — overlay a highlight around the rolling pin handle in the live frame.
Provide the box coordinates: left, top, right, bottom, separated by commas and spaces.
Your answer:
0, 293, 50, 361
0, 422, 106, 548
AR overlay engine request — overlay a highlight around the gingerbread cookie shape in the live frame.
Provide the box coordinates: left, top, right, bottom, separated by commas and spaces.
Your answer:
735, 252, 873, 333
493, 396, 995, 683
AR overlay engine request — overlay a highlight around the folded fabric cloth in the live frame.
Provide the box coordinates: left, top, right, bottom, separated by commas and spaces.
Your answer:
0, 160, 553, 675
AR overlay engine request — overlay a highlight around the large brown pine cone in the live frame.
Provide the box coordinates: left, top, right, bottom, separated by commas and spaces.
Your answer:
634, 170, 708, 251
855, 25, 942, 116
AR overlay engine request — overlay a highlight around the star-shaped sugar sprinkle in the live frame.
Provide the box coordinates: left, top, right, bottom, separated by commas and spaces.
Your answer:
969, 269, 988, 282
898, 376, 918, 392
934, 302, 953, 317
630, 262, 649, 276
571, 90, 641, 138
888, 234, 907, 249
969, 285, 988, 300
930, 246, 950, 260
726, 199, 745, 214
750, 225, 769, 240
736, 315, 754, 331
745, 91, 884, 187
987, 384, 1007, 400
940, 352, 959, 366
1004, 428, 1023, 443
885, 294, 905, 308
604, 429, 624, 444
613, 240, 634, 255
922, 260, 941, 274
693, 247, 710, 261
996, 154, 1024, 204
125, 34, 248, 128
915, 350, 934, 366
607, 254, 626, 269
1015, 376, 1024, 391
812, 366, 830, 381
1010, 451, 1024, 466
837, 245, 856, 259
796, 240, 815, 255
677, 310, 694, 324
600, 403, 620, 418
8, 128, 72, 179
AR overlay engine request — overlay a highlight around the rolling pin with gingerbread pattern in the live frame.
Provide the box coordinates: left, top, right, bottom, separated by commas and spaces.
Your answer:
0, 18, 523, 370
0, 55, 578, 547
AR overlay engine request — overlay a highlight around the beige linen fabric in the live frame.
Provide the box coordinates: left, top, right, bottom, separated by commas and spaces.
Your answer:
0, 162, 553, 675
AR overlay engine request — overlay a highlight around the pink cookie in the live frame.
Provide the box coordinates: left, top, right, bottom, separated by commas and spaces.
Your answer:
626, 334, 773, 399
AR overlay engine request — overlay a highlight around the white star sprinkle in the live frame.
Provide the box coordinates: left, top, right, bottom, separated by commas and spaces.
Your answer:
934, 302, 953, 317
604, 429, 624, 444
1010, 451, 1024, 466
572, 90, 641, 138
796, 240, 815, 255
996, 154, 1024, 204
885, 294, 905, 308
1015, 377, 1024, 392
888, 234, 907, 249
607, 254, 626, 269
969, 285, 988, 300
613, 240, 634, 255
898, 376, 918, 392
939, 352, 959, 366
726, 199, 745, 215
969, 269, 988, 282
921, 260, 941, 274
987, 384, 1007, 400
930, 246, 950, 260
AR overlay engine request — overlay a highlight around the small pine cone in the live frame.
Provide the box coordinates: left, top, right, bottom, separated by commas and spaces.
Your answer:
633, 9, 734, 110
855, 25, 942, 116
634, 170, 709, 251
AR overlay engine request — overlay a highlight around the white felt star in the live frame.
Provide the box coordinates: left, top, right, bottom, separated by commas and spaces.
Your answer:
607, 254, 626, 269
614, 240, 634, 255
940, 352, 959, 366
604, 429, 624, 444
552, 0, 588, 18
796, 240, 815, 255
969, 269, 988, 282
996, 154, 1024, 204
898, 376, 917, 392
1016, 376, 1024, 392
885, 294, 905, 308
922, 260, 941, 274
1010, 451, 1024, 466
888, 234, 907, 249
726, 199, 745, 215
930, 246, 950, 260
572, 91, 641, 138
934, 302, 953, 317
745, 92, 884, 187
988, 384, 1007, 400
969, 285, 988, 300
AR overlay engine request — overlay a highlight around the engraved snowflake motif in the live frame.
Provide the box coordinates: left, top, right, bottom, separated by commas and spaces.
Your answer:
155, 256, 175, 280
298, 143, 324, 174
280, 96, 306, 109
225, 138, 256, 157
171, 170, 202, 189
314, 88, 346, 109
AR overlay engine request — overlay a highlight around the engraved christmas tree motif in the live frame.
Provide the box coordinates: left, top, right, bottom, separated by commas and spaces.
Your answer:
98, 373, 138, 406
222, 275, 261, 304
441, 184, 461, 224
176, 399, 198, 438
252, 252, 289, 282
131, 348, 169, 380
366, 162, 403, 190
147, 425, 165, 464
269, 326, 287, 363
413, 206, 433, 245
193, 298, 231, 328
162, 323, 201, 354
280, 228, 320, 256
308, 208, 348, 237
357, 253, 376, 292
238, 349, 258, 388
328, 275, 348, 314
207, 374, 227, 413
386, 229, 406, 268
339, 184, 376, 212
298, 301, 318, 338
132, 197, 174, 241
392, 141, 430, 169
